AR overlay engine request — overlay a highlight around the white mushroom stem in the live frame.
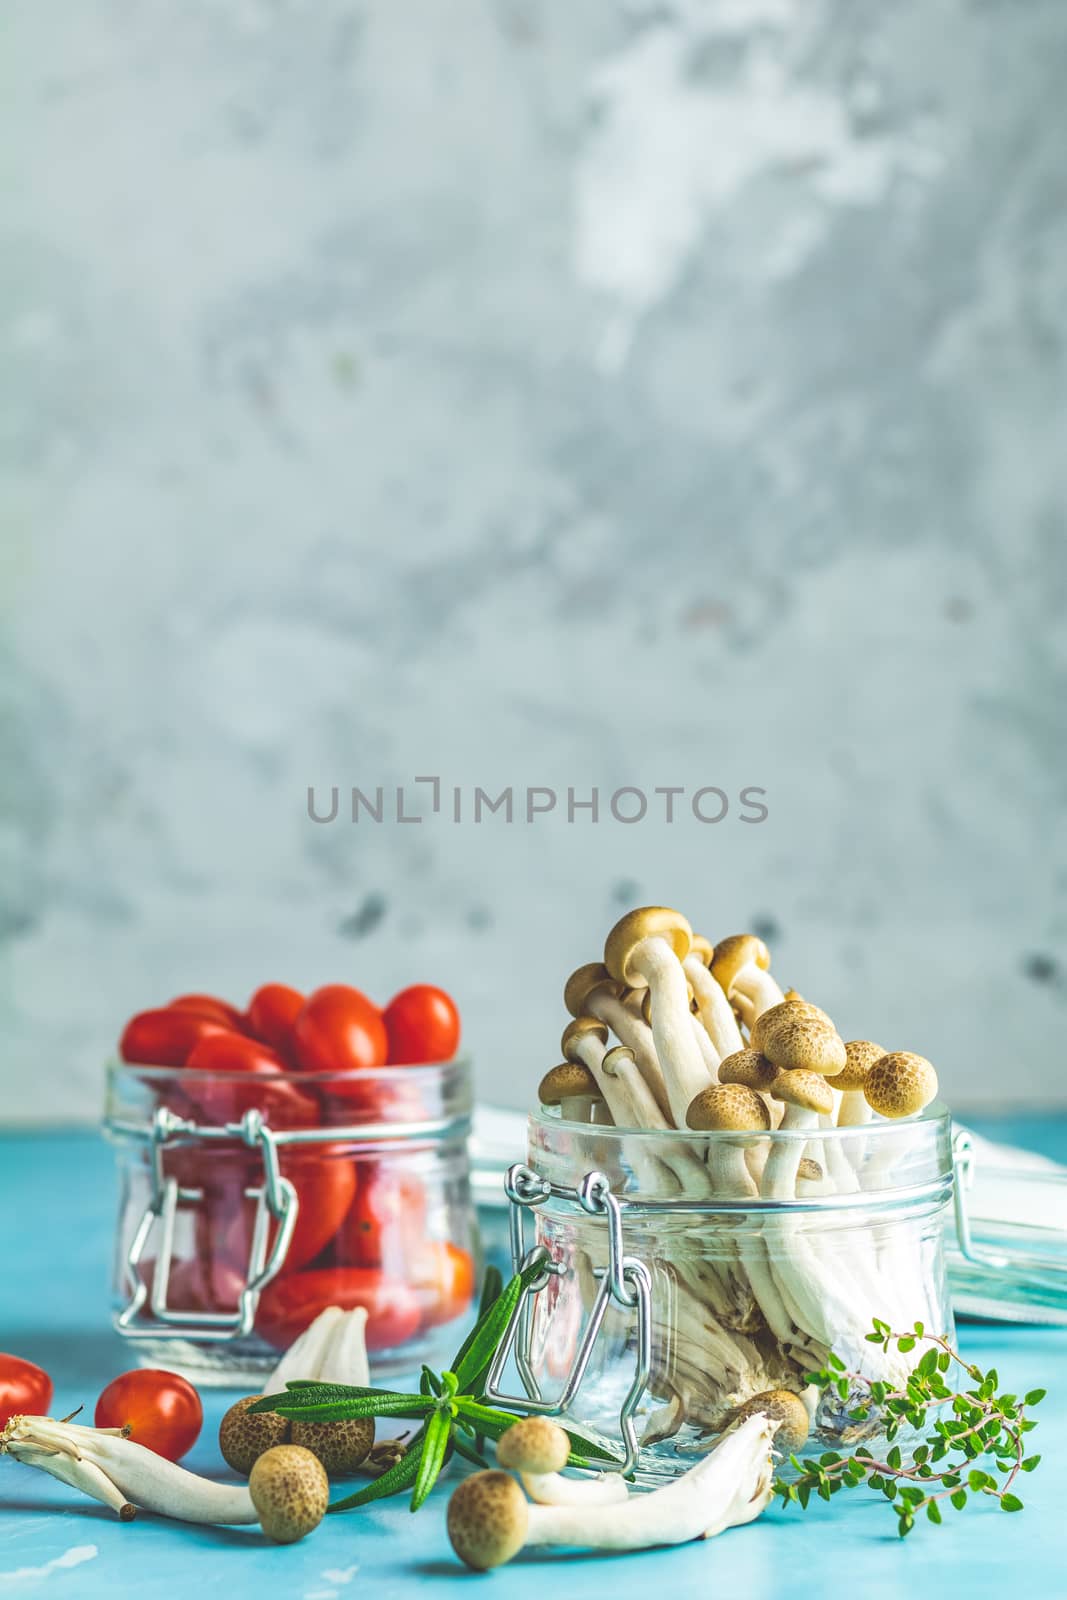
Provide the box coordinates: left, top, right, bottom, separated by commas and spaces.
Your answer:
13, 1442, 136, 1519
761, 1111, 821, 1200
684, 957, 744, 1061
730, 962, 785, 1021
690, 1013, 722, 1079
521, 1470, 629, 1507
575, 1031, 668, 1132
815, 1116, 860, 1195
267, 1304, 370, 1390
585, 983, 671, 1119
627, 938, 713, 1126
837, 1091, 872, 1128
1, 1416, 259, 1524
521, 1415, 774, 1551
709, 1137, 757, 1199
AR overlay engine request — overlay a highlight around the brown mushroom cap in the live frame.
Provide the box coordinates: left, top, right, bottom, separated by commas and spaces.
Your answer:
447, 1470, 529, 1571
865, 1052, 938, 1118
290, 1414, 375, 1476
601, 1043, 638, 1079
496, 1417, 569, 1475
604, 906, 692, 988
797, 1156, 824, 1183
770, 1068, 834, 1115
731, 1390, 810, 1455
710, 934, 771, 997
836, 1039, 887, 1092
538, 1061, 601, 1107
751, 998, 833, 1052
686, 1082, 772, 1133
219, 1396, 291, 1476
563, 963, 615, 1019
754, 1003, 846, 1077
718, 1048, 780, 1093
561, 1015, 609, 1062
249, 1445, 329, 1544
688, 934, 715, 966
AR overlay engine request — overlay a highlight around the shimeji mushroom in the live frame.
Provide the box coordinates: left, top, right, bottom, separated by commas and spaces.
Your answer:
538, 1060, 605, 1124
562, 1019, 667, 1132
564, 963, 671, 1118
761, 1071, 834, 1200
795, 1156, 829, 1195
495, 1418, 627, 1507
684, 939, 745, 1061
446, 1413, 776, 1570
249, 1445, 329, 1544
604, 908, 713, 1127
710, 936, 785, 1025
728, 1389, 810, 1456
751, 1001, 846, 1079
0, 1415, 301, 1532
836, 1040, 886, 1127
686, 1084, 770, 1199
864, 1051, 939, 1121
219, 1396, 291, 1475
639, 987, 721, 1079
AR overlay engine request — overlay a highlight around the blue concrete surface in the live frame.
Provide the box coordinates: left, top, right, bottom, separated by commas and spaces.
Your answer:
0, 1123, 1063, 1598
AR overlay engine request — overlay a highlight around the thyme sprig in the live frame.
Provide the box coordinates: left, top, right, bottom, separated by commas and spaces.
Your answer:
251, 1261, 621, 1514
776, 1318, 1045, 1537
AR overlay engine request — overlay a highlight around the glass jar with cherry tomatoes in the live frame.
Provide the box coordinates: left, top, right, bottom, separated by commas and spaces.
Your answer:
104, 1051, 479, 1387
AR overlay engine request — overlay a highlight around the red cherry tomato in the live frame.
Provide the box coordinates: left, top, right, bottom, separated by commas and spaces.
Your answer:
292, 986, 387, 1101
0, 1353, 53, 1426
183, 1030, 319, 1127
119, 1009, 229, 1068
246, 983, 305, 1060
223, 1148, 358, 1274
95, 1369, 203, 1462
256, 1268, 421, 1352
342, 1165, 427, 1269
382, 984, 460, 1065
169, 994, 246, 1029
413, 1242, 476, 1329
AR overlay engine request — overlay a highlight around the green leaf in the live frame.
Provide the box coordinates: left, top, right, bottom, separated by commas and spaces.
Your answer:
452, 1260, 544, 1392
897, 1336, 916, 1353
328, 1436, 423, 1512
477, 1264, 504, 1321
1024, 1389, 1046, 1406
926, 1500, 942, 1525
1021, 1455, 1042, 1472
950, 1489, 967, 1511
410, 1408, 452, 1512
1000, 1493, 1023, 1513
269, 1394, 435, 1422
887, 1445, 902, 1470
420, 1366, 443, 1398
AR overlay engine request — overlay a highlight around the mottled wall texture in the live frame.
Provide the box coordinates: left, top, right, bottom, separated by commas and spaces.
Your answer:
2, 1, 1065, 1124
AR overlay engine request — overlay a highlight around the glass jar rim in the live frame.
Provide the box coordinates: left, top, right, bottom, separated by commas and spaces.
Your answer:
107, 1054, 472, 1087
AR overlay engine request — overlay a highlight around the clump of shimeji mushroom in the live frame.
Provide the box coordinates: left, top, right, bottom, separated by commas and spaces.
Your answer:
537, 907, 942, 1453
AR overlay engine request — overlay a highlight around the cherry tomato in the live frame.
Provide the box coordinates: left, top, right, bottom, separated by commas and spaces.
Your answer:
246, 983, 305, 1060
183, 1030, 319, 1127
292, 986, 387, 1100
223, 1148, 358, 1274
382, 984, 460, 1065
342, 1165, 426, 1269
95, 1369, 203, 1462
119, 1009, 229, 1068
0, 1353, 53, 1426
412, 1242, 476, 1329
168, 994, 246, 1029
256, 1268, 421, 1352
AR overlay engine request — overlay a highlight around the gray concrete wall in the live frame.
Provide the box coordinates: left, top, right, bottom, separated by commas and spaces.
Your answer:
2, 1, 1065, 1123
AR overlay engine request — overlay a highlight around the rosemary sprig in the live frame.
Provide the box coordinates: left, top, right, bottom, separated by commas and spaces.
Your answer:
776, 1318, 1046, 1537
251, 1260, 622, 1513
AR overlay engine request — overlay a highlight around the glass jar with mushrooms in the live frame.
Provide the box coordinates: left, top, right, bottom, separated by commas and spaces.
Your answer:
517, 908, 953, 1482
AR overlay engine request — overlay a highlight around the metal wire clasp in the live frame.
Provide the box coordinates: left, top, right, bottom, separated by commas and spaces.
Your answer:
482, 1163, 652, 1476
116, 1105, 298, 1342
